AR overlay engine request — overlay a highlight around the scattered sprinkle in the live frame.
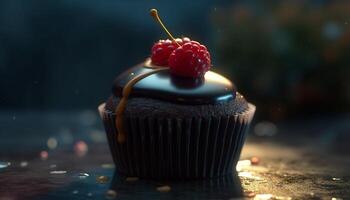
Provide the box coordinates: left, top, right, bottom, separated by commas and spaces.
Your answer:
96, 175, 109, 184
87, 192, 93, 197
156, 185, 171, 192
47, 137, 58, 149
332, 177, 342, 181
74, 141, 88, 157
105, 190, 117, 199
20, 161, 28, 167
250, 156, 260, 165
101, 163, 115, 169
40, 151, 49, 160
72, 190, 79, 194
50, 170, 67, 175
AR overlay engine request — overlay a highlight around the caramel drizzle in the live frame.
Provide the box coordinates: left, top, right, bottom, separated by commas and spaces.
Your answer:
115, 9, 178, 143
115, 64, 168, 143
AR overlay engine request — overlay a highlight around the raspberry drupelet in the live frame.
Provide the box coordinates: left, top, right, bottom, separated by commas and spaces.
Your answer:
150, 9, 211, 79
168, 40, 211, 78
151, 37, 190, 66
151, 39, 175, 66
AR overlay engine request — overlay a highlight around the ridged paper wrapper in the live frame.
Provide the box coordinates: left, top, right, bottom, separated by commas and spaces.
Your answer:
99, 103, 255, 180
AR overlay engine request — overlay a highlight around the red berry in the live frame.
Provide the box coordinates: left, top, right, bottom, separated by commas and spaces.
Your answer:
151, 39, 175, 66
150, 37, 191, 66
168, 40, 211, 78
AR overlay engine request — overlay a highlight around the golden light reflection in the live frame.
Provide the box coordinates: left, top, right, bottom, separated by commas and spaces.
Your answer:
156, 185, 171, 193
126, 177, 139, 182
101, 163, 115, 169
204, 71, 232, 85
144, 58, 163, 69
47, 137, 58, 149
96, 175, 109, 184
105, 190, 117, 199
144, 58, 232, 87
236, 159, 252, 172
238, 171, 261, 180
237, 158, 294, 200
254, 194, 273, 200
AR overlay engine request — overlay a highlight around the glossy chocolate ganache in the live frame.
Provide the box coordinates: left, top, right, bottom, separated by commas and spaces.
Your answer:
105, 59, 249, 143
112, 59, 237, 105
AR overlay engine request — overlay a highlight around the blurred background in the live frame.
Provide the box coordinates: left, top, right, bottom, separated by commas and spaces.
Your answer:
0, 1, 350, 199
1, 0, 349, 121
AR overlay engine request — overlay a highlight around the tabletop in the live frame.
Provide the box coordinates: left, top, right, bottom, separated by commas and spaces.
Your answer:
0, 111, 349, 200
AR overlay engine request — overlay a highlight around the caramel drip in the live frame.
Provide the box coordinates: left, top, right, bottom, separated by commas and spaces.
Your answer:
115, 66, 169, 143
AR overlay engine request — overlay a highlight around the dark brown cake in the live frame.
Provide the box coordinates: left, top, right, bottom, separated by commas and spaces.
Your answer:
99, 60, 255, 180
105, 93, 249, 118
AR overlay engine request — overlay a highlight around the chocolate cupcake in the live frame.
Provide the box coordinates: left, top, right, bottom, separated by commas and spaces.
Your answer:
98, 9, 255, 180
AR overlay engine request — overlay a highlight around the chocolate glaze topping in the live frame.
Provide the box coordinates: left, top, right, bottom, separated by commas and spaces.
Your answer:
112, 60, 237, 105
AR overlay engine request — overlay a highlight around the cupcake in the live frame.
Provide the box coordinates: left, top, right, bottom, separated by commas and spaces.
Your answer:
99, 9, 255, 179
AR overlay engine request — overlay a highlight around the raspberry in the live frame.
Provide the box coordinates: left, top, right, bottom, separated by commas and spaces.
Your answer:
151, 37, 191, 66
168, 40, 211, 78
151, 39, 175, 66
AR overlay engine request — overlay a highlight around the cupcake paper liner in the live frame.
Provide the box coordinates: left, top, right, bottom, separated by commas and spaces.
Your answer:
98, 103, 255, 180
